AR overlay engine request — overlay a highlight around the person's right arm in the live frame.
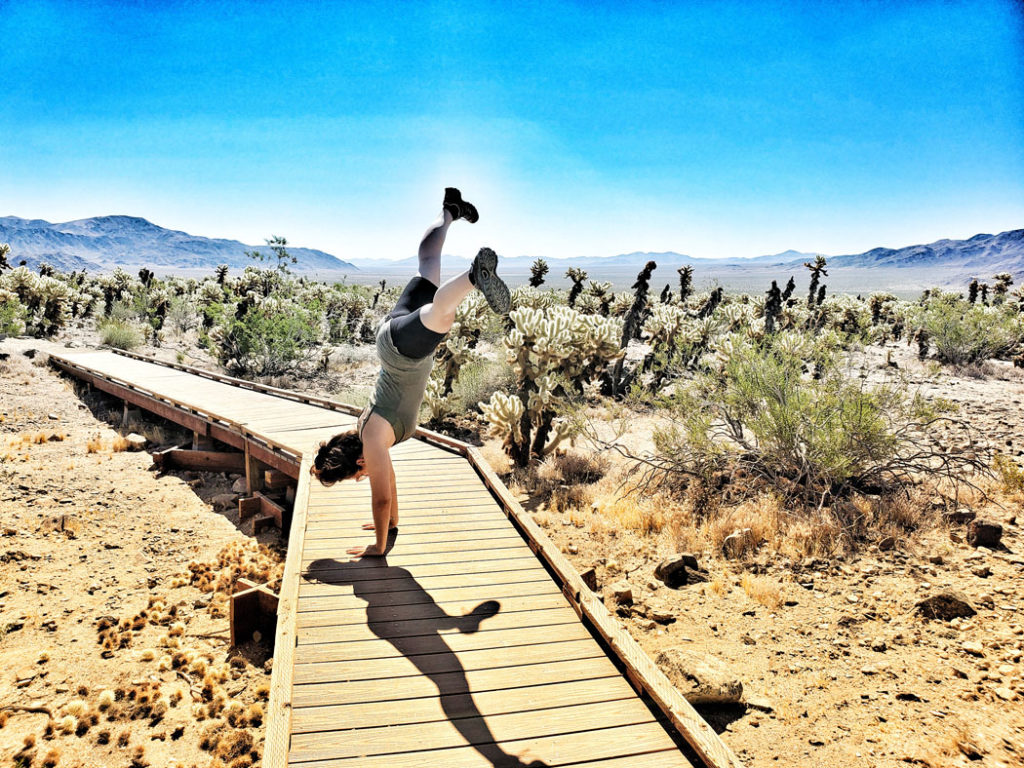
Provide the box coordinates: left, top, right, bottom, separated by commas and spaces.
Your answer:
347, 415, 395, 556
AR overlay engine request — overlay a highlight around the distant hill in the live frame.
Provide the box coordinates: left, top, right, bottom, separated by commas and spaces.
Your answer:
0, 215, 356, 273
826, 229, 1024, 273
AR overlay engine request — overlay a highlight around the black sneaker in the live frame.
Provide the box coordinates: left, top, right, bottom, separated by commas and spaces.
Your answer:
443, 187, 479, 223
470, 247, 511, 314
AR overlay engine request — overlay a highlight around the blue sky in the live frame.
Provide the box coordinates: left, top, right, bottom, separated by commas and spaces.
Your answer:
1, 0, 1022, 262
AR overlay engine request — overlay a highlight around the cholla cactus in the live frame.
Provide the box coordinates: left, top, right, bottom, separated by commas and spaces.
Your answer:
484, 305, 622, 466
424, 376, 458, 423
480, 391, 525, 444
510, 285, 555, 312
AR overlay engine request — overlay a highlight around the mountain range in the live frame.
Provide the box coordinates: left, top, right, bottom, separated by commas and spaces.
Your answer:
0, 215, 355, 273
1, 215, 1021, 280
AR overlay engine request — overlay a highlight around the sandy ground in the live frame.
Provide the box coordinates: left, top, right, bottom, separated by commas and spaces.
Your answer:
530, 342, 1024, 768
1, 342, 284, 768
2, 333, 1023, 768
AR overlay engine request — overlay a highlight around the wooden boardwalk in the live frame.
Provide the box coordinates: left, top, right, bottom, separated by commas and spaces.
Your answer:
48, 349, 741, 768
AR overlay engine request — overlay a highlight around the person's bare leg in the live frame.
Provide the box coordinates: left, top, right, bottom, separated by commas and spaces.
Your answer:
417, 210, 452, 287
418, 271, 474, 334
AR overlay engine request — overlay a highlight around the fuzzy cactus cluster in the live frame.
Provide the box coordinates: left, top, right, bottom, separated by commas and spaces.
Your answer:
482, 305, 622, 466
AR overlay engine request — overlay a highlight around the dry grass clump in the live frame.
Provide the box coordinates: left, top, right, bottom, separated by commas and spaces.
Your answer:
740, 573, 784, 609
86, 435, 104, 453
41, 748, 61, 767
186, 540, 284, 598
705, 492, 782, 554
993, 451, 1024, 493
111, 436, 131, 452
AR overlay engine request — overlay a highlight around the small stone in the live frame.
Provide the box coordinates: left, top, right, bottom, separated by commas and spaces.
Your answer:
124, 433, 147, 451
944, 509, 976, 525
972, 565, 992, 578
967, 518, 1003, 548
871, 638, 887, 652
608, 580, 634, 605
994, 687, 1016, 701
878, 536, 896, 551
645, 600, 676, 624
961, 641, 984, 656
47, 413, 58, 420
915, 591, 976, 621
744, 694, 774, 713
722, 528, 756, 559
231, 477, 249, 494
654, 553, 708, 587
211, 493, 238, 510
656, 647, 743, 704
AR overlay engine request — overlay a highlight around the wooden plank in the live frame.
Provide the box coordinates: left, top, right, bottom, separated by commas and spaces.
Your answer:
299, 568, 551, 598
48, 352, 716, 768
288, 722, 688, 768
300, 555, 542, 585
297, 606, 581, 646
307, 488, 498, 509
305, 514, 512, 535
301, 547, 541, 573
292, 676, 637, 733
153, 447, 247, 472
301, 527, 521, 548
292, 637, 609, 686
291, 655, 622, 709
296, 592, 572, 630
300, 536, 530, 564
293, 621, 594, 664
265, 449, 315, 768
289, 699, 659, 763
296, 577, 562, 614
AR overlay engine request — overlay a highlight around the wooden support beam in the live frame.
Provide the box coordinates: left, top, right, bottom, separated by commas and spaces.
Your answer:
238, 493, 287, 532
192, 429, 214, 450
263, 469, 291, 490
151, 447, 246, 473
230, 578, 279, 648
244, 441, 265, 494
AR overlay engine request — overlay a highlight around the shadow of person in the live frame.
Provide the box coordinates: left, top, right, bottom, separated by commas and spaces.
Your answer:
305, 553, 549, 768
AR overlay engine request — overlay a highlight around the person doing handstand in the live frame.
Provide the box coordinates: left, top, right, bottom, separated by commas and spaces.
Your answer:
310, 188, 510, 556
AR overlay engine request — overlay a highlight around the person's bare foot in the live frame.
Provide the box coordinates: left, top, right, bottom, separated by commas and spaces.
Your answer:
361, 522, 398, 531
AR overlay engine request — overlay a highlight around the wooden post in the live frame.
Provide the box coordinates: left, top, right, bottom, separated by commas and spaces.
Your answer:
244, 440, 264, 494
263, 469, 291, 490
192, 429, 214, 450
230, 578, 279, 648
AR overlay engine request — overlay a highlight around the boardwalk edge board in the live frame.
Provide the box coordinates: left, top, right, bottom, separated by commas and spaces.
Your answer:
47, 348, 740, 768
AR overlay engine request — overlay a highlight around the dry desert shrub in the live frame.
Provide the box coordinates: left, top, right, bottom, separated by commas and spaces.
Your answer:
590, 480, 672, 535
740, 573, 783, 609
111, 436, 131, 452
705, 492, 782, 554
478, 439, 511, 476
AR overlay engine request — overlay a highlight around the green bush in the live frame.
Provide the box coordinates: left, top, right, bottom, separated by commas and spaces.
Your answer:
651, 333, 959, 501
912, 292, 1024, 365
0, 291, 27, 335
452, 356, 516, 412
212, 299, 321, 377
98, 318, 143, 349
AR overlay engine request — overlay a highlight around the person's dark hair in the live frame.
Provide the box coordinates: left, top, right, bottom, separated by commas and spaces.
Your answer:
311, 430, 363, 485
